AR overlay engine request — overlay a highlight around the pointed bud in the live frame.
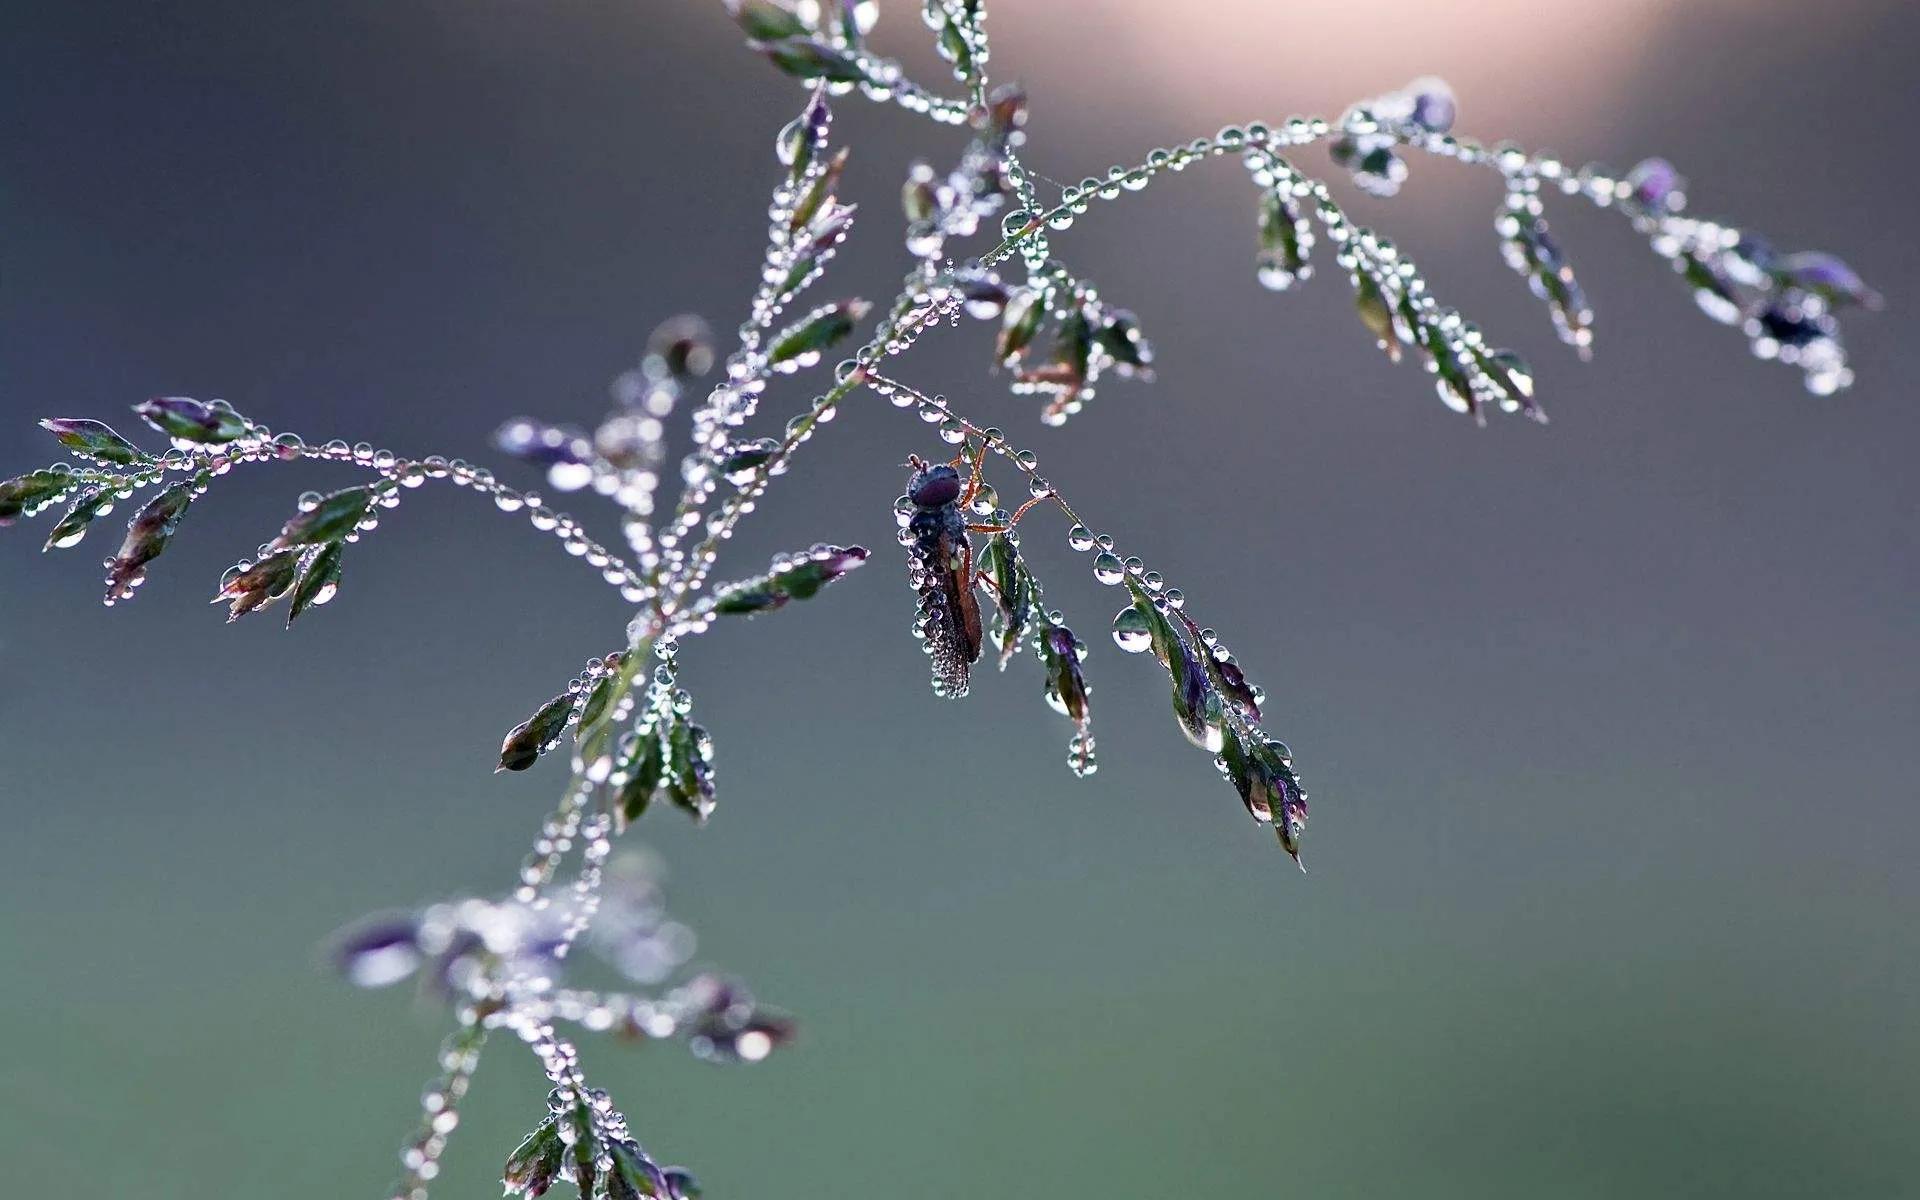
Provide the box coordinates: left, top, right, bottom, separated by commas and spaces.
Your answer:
768, 299, 869, 372
105, 481, 193, 603
498, 691, 579, 773
665, 720, 717, 823
775, 85, 832, 180
133, 397, 249, 445
0, 468, 77, 526
612, 723, 667, 830
760, 38, 867, 86
789, 145, 849, 233
215, 548, 304, 621
1624, 157, 1685, 213
1093, 308, 1153, 375
39, 418, 149, 466
645, 315, 717, 381
1352, 272, 1401, 362
575, 668, 623, 740
723, 0, 807, 42
44, 486, 112, 551
607, 1140, 667, 1200
995, 289, 1046, 365
268, 485, 375, 550
331, 915, 424, 988
714, 437, 783, 486
710, 544, 869, 615
1774, 251, 1881, 310
493, 418, 593, 468
1041, 624, 1091, 725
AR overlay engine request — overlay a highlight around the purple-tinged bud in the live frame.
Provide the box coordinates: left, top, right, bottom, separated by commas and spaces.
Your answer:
1042, 624, 1091, 725
1774, 251, 1882, 309
214, 548, 304, 622
1754, 304, 1824, 350
331, 916, 424, 988
1405, 76, 1457, 133
983, 83, 1028, 141
1624, 157, 1685, 212
646, 315, 717, 381
954, 267, 1010, 319
39, 418, 149, 467
995, 289, 1046, 365
691, 1009, 797, 1063
710, 543, 868, 615
661, 1166, 703, 1200
133, 396, 248, 445
789, 145, 849, 233
492, 418, 593, 468
1213, 658, 1261, 722
104, 481, 193, 603
775, 83, 829, 180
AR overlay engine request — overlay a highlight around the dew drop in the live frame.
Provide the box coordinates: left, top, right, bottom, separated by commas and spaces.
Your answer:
1111, 606, 1153, 653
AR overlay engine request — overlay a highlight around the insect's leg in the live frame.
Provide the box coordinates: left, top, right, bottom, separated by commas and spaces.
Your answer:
953, 442, 987, 510
967, 492, 1050, 534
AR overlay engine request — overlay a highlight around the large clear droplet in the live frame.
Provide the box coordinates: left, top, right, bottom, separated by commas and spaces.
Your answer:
1111, 606, 1153, 653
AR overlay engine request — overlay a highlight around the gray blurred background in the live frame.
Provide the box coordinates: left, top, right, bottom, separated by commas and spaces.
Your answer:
2, 2, 1915, 1196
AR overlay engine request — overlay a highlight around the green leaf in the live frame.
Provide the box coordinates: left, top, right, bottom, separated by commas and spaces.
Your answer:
709, 545, 869, 616
269, 485, 374, 550
1352, 271, 1400, 361
286, 542, 344, 626
978, 532, 1035, 668
759, 37, 868, 85
663, 719, 716, 822
724, 0, 807, 42
789, 146, 848, 233
43, 485, 111, 550
613, 722, 667, 830
576, 672, 621, 740
608, 1140, 666, 1200
0, 468, 77, 526
501, 1118, 564, 1199
768, 299, 870, 370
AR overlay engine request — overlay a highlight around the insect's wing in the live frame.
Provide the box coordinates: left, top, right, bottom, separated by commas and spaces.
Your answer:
944, 530, 985, 668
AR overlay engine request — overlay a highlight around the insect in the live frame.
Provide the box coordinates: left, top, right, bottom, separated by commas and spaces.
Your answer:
901, 446, 1047, 699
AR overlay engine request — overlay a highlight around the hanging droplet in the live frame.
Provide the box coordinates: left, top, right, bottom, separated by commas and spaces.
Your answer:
1111, 606, 1153, 653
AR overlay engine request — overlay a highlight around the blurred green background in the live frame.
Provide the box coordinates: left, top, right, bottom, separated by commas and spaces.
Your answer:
2, 2, 1915, 1196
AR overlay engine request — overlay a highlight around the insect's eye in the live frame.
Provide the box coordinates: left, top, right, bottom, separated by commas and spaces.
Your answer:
906, 463, 962, 508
